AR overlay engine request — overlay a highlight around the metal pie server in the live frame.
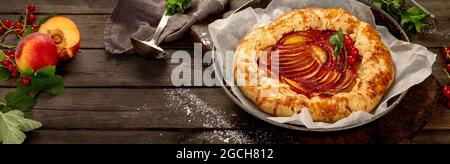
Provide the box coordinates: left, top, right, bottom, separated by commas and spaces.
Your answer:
131, 11, 171, 59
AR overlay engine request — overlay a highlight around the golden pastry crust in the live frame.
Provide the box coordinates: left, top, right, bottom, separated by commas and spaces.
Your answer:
233, 8, 394, 123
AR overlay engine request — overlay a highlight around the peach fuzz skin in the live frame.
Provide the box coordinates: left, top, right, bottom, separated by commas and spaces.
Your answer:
15, 33, 59, 72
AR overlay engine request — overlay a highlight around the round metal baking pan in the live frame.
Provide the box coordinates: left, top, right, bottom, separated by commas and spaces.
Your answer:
213, 0, 409, 132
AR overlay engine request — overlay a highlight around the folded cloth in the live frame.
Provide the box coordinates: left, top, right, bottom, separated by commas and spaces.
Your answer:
104, 0, 228, 54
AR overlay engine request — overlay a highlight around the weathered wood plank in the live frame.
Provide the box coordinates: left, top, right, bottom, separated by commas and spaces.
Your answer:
0, 0, 118, 14
0, 88, 262, 129
26, 130, 276, 144
0, 48, 441, 88
0, 14, 193, 49
0, 49, 218, 87
413, 130, 450, 144
0, 0, 447, 48
424, 106, 450, 130
0, 76, 439, 144
409, 0, 450, 47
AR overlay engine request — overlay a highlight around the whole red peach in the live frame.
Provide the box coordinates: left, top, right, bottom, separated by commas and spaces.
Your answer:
15, 33, 59, 72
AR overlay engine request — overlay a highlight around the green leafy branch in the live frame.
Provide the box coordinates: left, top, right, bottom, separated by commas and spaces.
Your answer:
165, 0, 192, 15
372, 0, 431, 35
0, 65, 64, 144
0, 12, 62, 144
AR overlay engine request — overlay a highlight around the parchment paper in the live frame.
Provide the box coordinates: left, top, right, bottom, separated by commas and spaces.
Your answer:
209, 0, 436, 129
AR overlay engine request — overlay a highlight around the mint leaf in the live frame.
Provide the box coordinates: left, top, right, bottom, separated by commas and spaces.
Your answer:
329, 28, 344, 56
0, 110, 42, 144
38, 13, 57, 26
166, 0, 192, 15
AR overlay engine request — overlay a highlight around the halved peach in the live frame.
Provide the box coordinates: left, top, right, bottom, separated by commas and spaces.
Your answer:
39, 16, 81, 61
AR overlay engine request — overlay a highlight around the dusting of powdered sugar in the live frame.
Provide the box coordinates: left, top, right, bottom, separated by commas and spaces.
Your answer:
163, 89, 272, 143
204, 130, 274, 144
164, 89, 234, 128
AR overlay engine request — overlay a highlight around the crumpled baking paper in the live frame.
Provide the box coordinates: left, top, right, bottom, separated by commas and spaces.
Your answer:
209, 0, 436, 129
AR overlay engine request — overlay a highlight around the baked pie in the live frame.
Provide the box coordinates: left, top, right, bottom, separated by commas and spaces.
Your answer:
234, 8, 394, 123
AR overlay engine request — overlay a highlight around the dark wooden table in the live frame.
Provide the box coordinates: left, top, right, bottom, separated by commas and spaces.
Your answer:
0, 0, 448, 144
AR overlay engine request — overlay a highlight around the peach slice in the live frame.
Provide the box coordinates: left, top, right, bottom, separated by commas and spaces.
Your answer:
39, 16, 81, 61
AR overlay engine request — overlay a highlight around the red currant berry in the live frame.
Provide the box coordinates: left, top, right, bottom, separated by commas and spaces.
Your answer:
4, 50, 14, 56
0, 28, 5, 35
344, 35, 353, 48
347, 55, 357, 65
31, 24, 38, 31
21, 76, 31, 86
17, 29, 24, 36
2, 58, 11, 66
7, 65, 16, 72
11, 71, 19, 78
28, 3, 36, 13
350, 47, 359, 57
2, 20, 12, 28
14, 22, 22, 30
447, 47, 450, 55
27, 14, 36, 23
8, 54, 15, 60
443, 86, 450, 99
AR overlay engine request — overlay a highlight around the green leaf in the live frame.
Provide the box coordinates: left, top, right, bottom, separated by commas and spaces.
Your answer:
329, 28, 344, 56
372, 0, 383, 8
4, 92, 36, 118
0, 104, 6, 113
400, 6, 430, 34
20, 68, 33, 77
31, 66, 65, 95
15, 67, 64, 98
0, 67, 10, 81
35, 66, 56, 76
0, 110, 42, 144
22, 26, 35, 38
31, 75, 65, 95
371, 0, 430, 35
38, 13, 57, 26
165, 0, 192, 15
0, 50, 7, 61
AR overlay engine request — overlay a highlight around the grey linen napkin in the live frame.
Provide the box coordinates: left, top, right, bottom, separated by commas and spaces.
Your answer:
104, 0, 228, 54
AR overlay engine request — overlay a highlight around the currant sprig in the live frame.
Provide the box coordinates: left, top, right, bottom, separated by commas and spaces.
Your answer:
0, 3, 38, 49
441, 46, 450, 108
0, 3, 37, 83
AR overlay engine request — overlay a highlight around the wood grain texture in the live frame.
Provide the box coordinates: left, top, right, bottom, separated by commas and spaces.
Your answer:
413, 130, 450, 144
26, 130, 277, 144
1, 14, 194, 49
0, 0, 447, 144
0, 49, 218, 87
0, 0, 447, 48
1, 76, 439, 143
0, 0, 118, 14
